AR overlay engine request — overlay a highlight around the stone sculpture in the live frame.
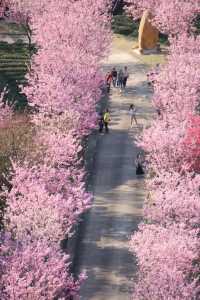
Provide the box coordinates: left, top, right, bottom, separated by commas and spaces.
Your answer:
138, 10, 159, 54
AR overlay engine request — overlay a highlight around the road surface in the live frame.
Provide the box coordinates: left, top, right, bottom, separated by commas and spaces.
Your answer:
74, 35, 154, 300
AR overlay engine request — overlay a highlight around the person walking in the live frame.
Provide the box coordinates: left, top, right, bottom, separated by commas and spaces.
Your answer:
117, 69, 124, 92
105, 72, 112, 93
111, 67, 117, 87
103, 109, 111, 133
135, 152, 145, 175
98, 112, 104, 133
129, 104, 138, 127
155, 63, 160, 74
123, 66, 129, 89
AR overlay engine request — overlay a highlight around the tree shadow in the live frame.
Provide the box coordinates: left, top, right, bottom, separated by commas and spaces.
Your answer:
68, 53, 153, 299
72, 209, 142, 299
70, 123, 145, 298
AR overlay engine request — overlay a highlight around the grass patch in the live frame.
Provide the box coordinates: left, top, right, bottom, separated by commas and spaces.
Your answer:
113, 34, 167, 67
138, 53, 167, 67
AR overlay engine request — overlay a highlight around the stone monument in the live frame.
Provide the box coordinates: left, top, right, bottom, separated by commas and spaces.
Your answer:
138, 10, 159, 54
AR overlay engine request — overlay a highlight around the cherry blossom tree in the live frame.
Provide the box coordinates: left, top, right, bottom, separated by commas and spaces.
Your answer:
140, 35, 200, 173
0, 0, 111, 298
182, 115, 200, 172
5, 160, 91, 243
129, 1, 200, 298
1, 237, 85, 300
130, 224, 200, 300
144, 172, 200, 229
24, 0, 111, 134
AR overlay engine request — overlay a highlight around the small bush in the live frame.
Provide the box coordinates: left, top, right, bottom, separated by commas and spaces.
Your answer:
194, 14, 200, 35
112, 14, 139, 37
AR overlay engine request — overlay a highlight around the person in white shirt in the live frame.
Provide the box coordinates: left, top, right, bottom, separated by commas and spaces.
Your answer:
129, 104, 138, 127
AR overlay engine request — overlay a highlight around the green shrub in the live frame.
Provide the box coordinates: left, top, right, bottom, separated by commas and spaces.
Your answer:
194, 15, 200, 35
112, 14, 139, 37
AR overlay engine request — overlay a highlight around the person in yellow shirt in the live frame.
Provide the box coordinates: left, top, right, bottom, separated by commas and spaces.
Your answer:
103, 109, 111, 133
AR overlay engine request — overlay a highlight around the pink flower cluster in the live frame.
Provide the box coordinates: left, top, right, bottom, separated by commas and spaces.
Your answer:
131, 224, 200, 300
1, 236, 85, 300
127, 1, 200, 299
0, 0, 111, 298
142, 35, 200, 173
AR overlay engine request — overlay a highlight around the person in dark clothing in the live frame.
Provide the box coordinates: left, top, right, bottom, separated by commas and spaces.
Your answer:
111, 67, 117, 87
98, 112, 104, 133
156, 108, 161, 116
117, 69, 124, 91
123, 66, 129, 89
135, 152, 145, 175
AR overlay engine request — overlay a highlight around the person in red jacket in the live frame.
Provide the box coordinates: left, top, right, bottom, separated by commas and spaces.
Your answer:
106, 72, 112, 93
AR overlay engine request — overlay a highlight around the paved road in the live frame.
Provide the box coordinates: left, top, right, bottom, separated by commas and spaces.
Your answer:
74, 36, 154, 300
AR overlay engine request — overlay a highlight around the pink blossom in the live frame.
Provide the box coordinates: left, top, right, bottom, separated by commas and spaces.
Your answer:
129, 2, 200, 298
0, 0, 111, 297
1, 239, 84, 300
130, 224, 200, 300
145, 172, 200, 228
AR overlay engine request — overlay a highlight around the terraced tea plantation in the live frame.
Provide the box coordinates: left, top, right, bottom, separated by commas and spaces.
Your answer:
0, 21, 30, 110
